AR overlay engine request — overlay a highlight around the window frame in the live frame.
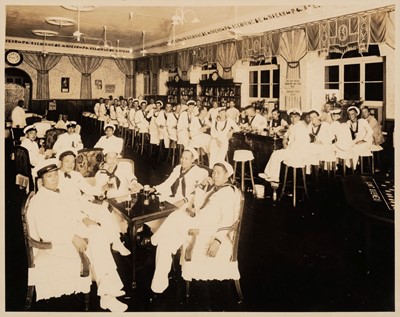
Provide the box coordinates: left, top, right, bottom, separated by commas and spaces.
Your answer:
248, 63, 280, 103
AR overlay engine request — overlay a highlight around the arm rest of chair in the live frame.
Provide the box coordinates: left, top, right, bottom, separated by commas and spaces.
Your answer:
184, 229, 200, 261
78, 251, 91, 278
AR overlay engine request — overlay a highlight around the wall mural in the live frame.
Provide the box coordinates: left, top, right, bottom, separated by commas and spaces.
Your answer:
5, 83, 26, 121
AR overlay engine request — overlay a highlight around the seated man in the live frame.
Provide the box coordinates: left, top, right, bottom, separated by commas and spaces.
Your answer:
259, 108, 310, 187
245, 105, 267, 133
94, 123, 123, 156
53, 121, 84, 154
151, 147, 209, 208
267, 108, 288, 135
20, 125, 46, 166
150, 161, 237, 295
28, 160, 128, 312
360, 105, 385, 146
54, 114, 69, 130
57, 148, 130, 256
95, 149, 143, 199
307, 110, 334, 165
347, 106, 373, 163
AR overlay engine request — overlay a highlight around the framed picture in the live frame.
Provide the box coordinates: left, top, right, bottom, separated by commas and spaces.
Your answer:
61, 77, 70, 93
95, 79, 103, 89
105, 84, 115, 93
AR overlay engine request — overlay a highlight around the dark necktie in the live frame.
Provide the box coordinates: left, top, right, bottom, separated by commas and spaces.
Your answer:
170, 165, 194, 198
64, 172, 71, 179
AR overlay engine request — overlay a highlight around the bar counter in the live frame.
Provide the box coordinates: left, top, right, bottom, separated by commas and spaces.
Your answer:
229, 132, 283, 174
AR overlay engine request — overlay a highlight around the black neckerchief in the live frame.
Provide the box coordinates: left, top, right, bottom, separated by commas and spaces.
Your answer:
170, 165, 194, 198
271, 118, 280, 127
215, 119, 228, 131
99, 165, 121, 189
350, 120, 358, 140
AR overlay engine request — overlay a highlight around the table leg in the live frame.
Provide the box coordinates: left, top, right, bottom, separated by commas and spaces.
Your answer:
131, 223, 138, 289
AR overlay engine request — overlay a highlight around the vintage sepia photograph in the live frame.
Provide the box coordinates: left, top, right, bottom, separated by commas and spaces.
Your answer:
2, 0, 397, 315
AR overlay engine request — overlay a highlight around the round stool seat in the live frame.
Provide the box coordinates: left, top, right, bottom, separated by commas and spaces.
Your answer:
233, 150, 254, 162
283, 159, 307, 168
318, 151, 337, 162
371, 144, 383, 152
336, 150, 354, 160
358, 149, 373, 157
89, 114, 97, 118
82, 112, 91, 117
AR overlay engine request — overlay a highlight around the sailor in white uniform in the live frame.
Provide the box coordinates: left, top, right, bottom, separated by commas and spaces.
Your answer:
53, 121, 84, 154
94, 123, 124, 156
20, 125, 46, 167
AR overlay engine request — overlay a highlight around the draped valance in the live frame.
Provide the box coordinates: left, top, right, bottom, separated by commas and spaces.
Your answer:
136, 57, 150, 74
305, 10, 393, 55
22, 52, 61, 99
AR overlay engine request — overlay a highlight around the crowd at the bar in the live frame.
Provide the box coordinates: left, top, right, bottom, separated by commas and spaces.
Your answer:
9, 93, 385, 312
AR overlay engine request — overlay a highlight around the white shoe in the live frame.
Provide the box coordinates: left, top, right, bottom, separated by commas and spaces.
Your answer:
258, 173, 272, 181
112, 241, 131, 256
100, 295, 128, 312
110, 289, 125, 297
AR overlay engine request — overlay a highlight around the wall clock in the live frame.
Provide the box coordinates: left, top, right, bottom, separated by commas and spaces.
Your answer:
5, 50, 23, 66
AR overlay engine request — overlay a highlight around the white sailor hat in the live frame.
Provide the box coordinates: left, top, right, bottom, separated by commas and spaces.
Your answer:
23, 125, 37, 134
308, 109, 320, 116
33, 158, 59, 178
104, 123, 116, 131
330, 108, 342, 115
183, 147, 199, 161
132, 98, 139, 103
187, 100, 196, 106
287, 108, 303, 116
156, 100, 164, 107
347, 106, 360, 116
214, 161, 234, 177
56, 147, 78, 161
140, 100, 148, 105
66, 121, 77, 128
218, 107, 227, 112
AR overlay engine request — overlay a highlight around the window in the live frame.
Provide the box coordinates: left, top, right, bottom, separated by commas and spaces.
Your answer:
249, 63, 279, 101
144, 72, 158, 96
324, 56, 384, 105
201, 63, 217, 81
168, 68, 178, 82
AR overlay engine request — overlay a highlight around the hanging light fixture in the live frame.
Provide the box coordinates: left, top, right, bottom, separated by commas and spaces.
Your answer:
32, 30, 59, 56
167, 7, 199, 47
96, 26, 113, 50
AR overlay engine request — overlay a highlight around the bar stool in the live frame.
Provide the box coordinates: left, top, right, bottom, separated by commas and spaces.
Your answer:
135, 132, 148, 156
196, 147, 208, 166
336, 151, 355, 176
318, 151, 337, 181
370, 144, 383, 173
233, 150, 255, 192
166, 139, 178, 166
358, 149, 374, 175
279, 159, 309, 208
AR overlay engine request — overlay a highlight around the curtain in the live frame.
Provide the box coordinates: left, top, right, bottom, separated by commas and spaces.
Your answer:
385, 11, 395, 49
216, 42, 238, 79
279, 29, 307, 79
22, 53, 62, 99
115, 59, 136, 98
160, 53, 178, 71
370, 11, 388, 44
149, 56, 160, 75
136, 57, 150, 74
305, 24, 319, 52
68, 56, 103, 99
177, 50, 191, 80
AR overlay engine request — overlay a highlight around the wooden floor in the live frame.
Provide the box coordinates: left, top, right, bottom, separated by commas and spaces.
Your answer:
4, 130, 395, 312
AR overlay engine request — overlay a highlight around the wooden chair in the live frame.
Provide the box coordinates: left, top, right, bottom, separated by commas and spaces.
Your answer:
14, 146, 34, 193
180, 187, 245, 304
75, 148, 105, 178
21, 192, 91, 311
44, 128, 66, 150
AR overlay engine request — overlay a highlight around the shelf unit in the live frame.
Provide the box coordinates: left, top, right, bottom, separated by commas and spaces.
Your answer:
166, 75, 197, 105
199, 71, 241, 107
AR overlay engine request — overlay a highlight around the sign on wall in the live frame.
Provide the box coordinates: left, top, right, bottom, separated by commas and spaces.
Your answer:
105, 84, 115, 93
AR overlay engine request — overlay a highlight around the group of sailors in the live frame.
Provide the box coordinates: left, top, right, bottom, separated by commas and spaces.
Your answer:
259, 104, 384, 188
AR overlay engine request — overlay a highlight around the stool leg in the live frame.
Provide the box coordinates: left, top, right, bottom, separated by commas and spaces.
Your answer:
302, 167, 309, 200
280, 165, 288, 201
342, 159, 346, 176
360, 156, 364, 174
333, 161, 337, 179
371, 156, 374, 175
327, 162, 331, 183
248, 160, 255, 193
350, 159, 355, 174
233, 161, 237, 181
241, 161, 245, 192
293, 167, 297, 208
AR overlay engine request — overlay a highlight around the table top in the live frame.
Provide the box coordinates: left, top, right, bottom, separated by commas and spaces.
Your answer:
341, 175, 394, 224
108, 193, 176, 225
